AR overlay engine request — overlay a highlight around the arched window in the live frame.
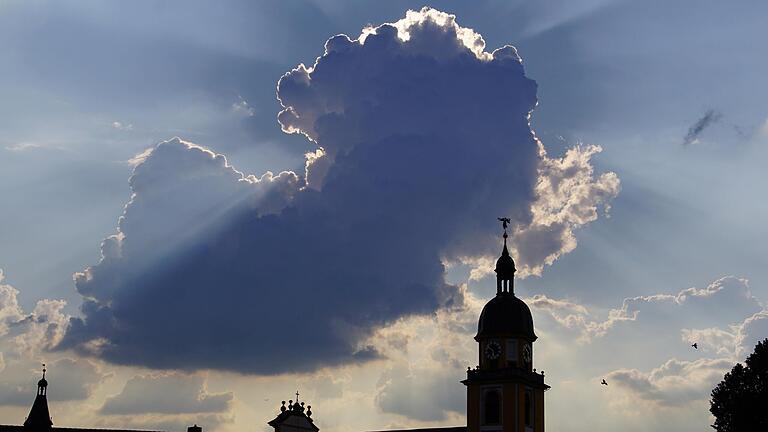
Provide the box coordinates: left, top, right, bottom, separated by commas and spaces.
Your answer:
524, 389, 532, 427
483, 389, 500, 425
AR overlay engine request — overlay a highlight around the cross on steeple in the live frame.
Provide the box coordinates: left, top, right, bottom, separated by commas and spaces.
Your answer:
295, 391, 300, 402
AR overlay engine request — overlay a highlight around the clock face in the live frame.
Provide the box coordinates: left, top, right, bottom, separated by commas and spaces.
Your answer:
485, 340, 502, 360
522, 343, 532, 364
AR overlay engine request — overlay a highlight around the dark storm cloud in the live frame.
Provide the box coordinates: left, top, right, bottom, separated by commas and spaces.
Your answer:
60, 8, 615, 374
683, 109, 722, 146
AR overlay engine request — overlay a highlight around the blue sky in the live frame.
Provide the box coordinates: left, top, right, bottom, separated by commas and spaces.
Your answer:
1, 1, 767, 431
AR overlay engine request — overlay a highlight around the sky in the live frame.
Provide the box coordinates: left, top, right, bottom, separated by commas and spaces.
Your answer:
1, 1, 767, 431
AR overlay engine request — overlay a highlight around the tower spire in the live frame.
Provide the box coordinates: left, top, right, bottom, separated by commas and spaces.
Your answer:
494, 218, 516, 295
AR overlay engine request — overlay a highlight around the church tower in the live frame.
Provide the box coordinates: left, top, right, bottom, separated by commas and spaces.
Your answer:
462, 221, 548, 432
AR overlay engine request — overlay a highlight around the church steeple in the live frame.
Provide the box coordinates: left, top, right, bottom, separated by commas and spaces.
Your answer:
24, 364, 53, 430
462, 219, 548, 432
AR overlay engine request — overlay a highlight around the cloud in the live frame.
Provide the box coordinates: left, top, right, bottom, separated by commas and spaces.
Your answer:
95, 372, 234, 432
111, 121, 134, 131
682, 109, 722, 146
585, 277, 767, 411
3, 142, 43, 152
0, 272, 105, 406
101, 373, 233, 415
733, 309, 768, 357
375, 363, 465, 422
0, 357, 107, 406
530, 276, 762, 343
371, 290, 480, 422
61, 8, 617, 374
0, 270, 69, 357
606, 357, 733, 406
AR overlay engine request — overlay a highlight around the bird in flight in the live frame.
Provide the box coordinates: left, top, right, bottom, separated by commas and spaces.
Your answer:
601, 379, 608, 386
692, 343, 698, 349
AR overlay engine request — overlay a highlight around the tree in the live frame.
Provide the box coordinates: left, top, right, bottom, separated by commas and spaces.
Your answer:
710, 338, 768, 431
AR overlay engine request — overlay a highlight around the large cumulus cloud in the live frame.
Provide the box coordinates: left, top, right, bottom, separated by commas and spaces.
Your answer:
60, 8, 617, 374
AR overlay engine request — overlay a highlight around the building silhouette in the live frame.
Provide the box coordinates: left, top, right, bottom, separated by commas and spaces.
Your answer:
3, 223, 547, 432
267, 396, 318, 432
462, 225, 548, 432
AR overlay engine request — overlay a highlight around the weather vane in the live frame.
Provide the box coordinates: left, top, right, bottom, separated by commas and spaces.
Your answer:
497, 217, 510, 232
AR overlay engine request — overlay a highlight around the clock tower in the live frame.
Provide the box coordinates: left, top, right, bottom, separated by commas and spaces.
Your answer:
462, 222, 549, 432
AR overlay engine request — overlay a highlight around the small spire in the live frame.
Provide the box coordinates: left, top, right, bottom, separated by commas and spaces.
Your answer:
37, 363, 48, 395
494, 217, 516, 294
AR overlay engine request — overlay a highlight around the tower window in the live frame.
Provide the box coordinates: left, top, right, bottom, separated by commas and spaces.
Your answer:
482, 389, 501, 425
524, 389, 533, 427
506, 340, 517, 367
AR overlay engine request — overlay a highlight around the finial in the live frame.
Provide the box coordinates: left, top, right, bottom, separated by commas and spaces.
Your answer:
307, 405, 312, 418
288, 399, 293, 409
295, 390, 300, 402
42, 363, 46, 379
281, 400, 286, 412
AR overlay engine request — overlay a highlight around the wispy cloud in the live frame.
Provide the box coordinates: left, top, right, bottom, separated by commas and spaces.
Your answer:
683, 109, 722, 146
4, 142, 42, 152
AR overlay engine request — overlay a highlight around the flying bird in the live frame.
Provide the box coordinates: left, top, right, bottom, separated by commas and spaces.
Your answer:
601, 379, 608, 386
692, 343, 698, 349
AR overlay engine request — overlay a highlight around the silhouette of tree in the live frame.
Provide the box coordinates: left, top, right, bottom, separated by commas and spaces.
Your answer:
710, 338, 768, 431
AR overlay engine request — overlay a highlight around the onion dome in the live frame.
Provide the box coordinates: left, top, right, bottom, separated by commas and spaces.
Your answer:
494, 242, 516, 280
476, 292, 537, 341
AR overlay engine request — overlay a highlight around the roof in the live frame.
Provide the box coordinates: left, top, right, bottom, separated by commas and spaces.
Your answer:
0, 427, 163, 432
476, 292, 537, 341
23, 394, 52, 429
368, 427, 466, 432
267, 409, 319, 432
